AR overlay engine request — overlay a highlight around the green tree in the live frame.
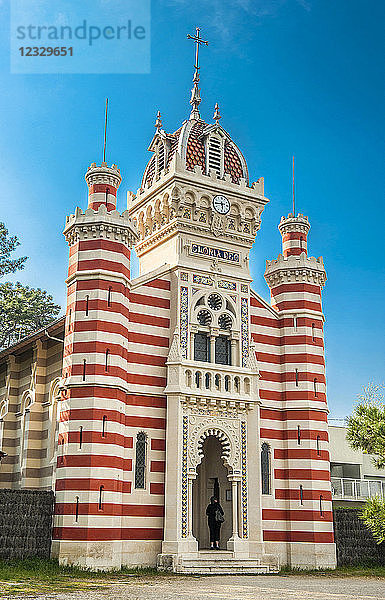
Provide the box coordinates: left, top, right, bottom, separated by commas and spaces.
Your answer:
0, 222, 27, 277
0, 222, 61, 350
0, 282, 60, 349
346, 383, 385, 544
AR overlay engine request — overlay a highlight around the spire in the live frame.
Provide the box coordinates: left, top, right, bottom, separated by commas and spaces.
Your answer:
155, 110, 162, 131
102, 98, 108, 164
213, 102, 221, 124
187, 27, 208, 120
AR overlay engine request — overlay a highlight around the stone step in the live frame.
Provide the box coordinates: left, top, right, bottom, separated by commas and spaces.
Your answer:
177, 556, 278, 574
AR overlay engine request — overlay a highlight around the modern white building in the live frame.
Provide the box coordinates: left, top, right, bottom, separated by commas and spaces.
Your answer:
329, 425, 385, 507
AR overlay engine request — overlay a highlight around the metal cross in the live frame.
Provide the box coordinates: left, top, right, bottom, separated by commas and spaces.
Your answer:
187, 27, 208, 73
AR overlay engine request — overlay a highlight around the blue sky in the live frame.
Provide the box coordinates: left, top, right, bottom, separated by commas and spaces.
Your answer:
0, 0, 384, 418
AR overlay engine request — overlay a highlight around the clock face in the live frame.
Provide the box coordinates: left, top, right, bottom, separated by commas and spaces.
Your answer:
212, 195, 230, 215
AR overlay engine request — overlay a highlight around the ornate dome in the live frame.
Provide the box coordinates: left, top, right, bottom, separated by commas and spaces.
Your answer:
141, 117, 249, 191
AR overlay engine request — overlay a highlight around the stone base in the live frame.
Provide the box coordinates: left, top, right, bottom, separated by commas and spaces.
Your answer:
52, 540, 162, 571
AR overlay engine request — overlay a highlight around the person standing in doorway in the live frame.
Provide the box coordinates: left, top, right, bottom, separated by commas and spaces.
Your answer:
206, 496, 224, 549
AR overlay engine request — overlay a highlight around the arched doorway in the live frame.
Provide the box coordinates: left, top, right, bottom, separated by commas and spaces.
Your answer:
192, 436, 233, 548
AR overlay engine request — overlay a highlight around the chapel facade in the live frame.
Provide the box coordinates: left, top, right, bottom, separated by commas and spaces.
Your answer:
0, 44, 336, 572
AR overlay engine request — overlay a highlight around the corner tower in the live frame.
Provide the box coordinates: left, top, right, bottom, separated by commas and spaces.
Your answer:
53, 162, 139, 569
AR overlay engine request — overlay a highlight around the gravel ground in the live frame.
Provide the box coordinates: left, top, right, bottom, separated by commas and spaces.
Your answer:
10, 574, 385, 600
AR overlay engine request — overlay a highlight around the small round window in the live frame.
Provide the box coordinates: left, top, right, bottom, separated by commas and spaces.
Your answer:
218, 313, 232, 330
207, 293, 222, 311
197, 309, 212, 326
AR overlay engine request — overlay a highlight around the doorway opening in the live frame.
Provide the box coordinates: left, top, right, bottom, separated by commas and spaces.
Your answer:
192, 435, 232, 549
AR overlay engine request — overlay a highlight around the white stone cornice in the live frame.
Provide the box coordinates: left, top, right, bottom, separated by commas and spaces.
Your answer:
63, 205, 138, 247
264, 253, 327, 288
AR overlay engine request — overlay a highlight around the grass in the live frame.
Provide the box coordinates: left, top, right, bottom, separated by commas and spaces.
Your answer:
0, 559, 384, 597
279, 565, 385, 578
0, 558, 168, 597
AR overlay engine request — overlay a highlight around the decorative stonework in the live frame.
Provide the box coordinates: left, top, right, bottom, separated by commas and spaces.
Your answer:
241, 421, 248, 538
241, 297, 249, 367
181, 415, 188, 538
218, 280, 236, 291
180, 287, 189, 359
180, 272, 188, 281
188, 416, 241, 472
264, 254, 327, 289
240, 284, 248, 293
192, 274, 213, 286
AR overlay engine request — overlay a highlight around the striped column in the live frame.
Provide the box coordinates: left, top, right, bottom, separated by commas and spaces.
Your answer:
53, 163, 139, 569
278, 213, 310, 257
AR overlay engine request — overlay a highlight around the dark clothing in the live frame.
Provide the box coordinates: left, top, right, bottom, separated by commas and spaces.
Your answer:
206, 502, 224, 543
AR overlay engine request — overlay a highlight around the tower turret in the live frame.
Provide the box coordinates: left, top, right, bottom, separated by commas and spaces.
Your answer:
85, 162, 122, 212
278, 213, 310, 258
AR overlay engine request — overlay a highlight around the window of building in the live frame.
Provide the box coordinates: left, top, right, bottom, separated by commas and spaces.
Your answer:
157, 141, 165, 175
316, 435, 320, 456
102, 416, 107, 438
215, 336, 231, 365
261, 443, 271, 495
207, 135, 222, 175
135, 432, 147, 489
82, 360, 86, 381
194, 333, 210, 362
197, 309, 212, 326
295, 369, 299, 386
205, 372, 211, 389
300, 485, 304, 505
105, 350, 109, 372
75, 496, 79, 522
79, 426, 83, 449
85, 295, 89, 316
312, 323, 316, 342
218, 313, 232, 331
98, 485, 104, 510
107, 287, 112, 307
314, 378, 318, 397
297, 425, 301, 444
224, 375, 230, 392
195, 371, 201, 388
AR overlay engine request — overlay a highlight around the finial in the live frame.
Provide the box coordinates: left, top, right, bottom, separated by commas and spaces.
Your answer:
155, 110, 162, 131
103, 98, 108, 164
292, 155, 295, 217
187, 27, 208, 120
213, 102, 221, 124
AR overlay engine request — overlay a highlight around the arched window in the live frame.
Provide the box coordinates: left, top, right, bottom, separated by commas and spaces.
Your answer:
79, 426, 83, 449
19, 393, 33, 482
300, 485, 304, 505
214, 374, 221, 391
107, 287, 112, 307
105, 349, 109, 372
215, 336, 231, 365
224, 375, 230, 392
105, 187, 110, 207
244, 377, 250, 395
234, 376, 240, 393
314, 378, 318, 397
316, 435, 321, 456
205, 372, 211, 389
195, 371, 201, 388
75, 496, 79, 522
185, 370, 192, 387
82, 360, 86, 381
312, 323, 316, 342
297, 425, 301, 444
295, 369, 299, 387
319, 494, 324, 516
135, 432, 147, 489
194, 333, 210, 362
48, 379, 61, 470
85, 295, 89, 316
261, 443, 271, 495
